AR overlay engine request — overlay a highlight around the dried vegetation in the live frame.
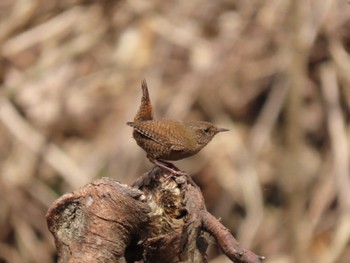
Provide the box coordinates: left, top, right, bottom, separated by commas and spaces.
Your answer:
0, 0, 350, 262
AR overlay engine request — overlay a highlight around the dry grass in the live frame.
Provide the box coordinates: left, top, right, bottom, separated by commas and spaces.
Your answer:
0, 0, 350, 262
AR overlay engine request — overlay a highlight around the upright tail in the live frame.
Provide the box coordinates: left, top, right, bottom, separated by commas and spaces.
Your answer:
134, 80, 153, 122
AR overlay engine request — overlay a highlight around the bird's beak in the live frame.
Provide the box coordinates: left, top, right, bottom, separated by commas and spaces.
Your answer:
216, 127, 229, 133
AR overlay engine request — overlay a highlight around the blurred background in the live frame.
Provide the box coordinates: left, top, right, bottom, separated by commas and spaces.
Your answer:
0, 0, 350, 262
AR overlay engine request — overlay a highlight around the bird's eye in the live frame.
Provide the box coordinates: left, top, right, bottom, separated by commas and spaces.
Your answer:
203, 127, 210, 134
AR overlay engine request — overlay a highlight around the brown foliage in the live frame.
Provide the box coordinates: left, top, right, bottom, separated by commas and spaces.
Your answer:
1, 0, 350, 262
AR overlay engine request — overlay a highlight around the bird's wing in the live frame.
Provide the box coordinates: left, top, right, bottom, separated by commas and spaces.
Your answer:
170, 144, 185, 151
128, 121, 186, 151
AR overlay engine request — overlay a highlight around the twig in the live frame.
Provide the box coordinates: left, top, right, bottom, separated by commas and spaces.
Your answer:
201, 210, 264, 263
0, 98, 90, 188
0, 0, 40, 43
249, 79, 288, 156
2, 6, 92, 56
319, 63, 350, 263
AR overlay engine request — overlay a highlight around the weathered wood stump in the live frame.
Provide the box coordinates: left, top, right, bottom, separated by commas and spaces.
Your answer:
46, 166, 264, 263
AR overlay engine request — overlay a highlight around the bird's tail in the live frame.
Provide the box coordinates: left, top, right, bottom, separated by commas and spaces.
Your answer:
134, 80, 153, 122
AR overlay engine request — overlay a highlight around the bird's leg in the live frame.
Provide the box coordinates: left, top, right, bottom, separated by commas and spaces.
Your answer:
146, 154, 187, 176
147, 157, 197, 186
154, 160, 187, 176
155, 160, 199, 187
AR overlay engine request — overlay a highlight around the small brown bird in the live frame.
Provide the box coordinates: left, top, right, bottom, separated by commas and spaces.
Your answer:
127, 80, 228, 174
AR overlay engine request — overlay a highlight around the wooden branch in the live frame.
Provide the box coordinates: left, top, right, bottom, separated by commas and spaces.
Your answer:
46, 177, 150, 263
46, 167, 264, 263
201, 211, 264, 263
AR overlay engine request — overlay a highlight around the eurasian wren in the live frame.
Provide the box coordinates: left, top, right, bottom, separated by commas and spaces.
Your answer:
127, 80, 228, 174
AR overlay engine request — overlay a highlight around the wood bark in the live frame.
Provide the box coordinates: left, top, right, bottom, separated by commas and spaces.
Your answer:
46, 167, 264, 263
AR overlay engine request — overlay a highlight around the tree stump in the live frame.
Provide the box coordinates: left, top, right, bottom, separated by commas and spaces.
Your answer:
46, 166, 264, 263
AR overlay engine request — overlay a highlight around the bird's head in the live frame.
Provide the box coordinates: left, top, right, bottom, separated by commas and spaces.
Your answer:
186, 121, 229, 146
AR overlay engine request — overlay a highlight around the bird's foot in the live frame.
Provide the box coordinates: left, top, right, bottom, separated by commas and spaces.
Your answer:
154, 160, 187, 176
154, 160, 198, 187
